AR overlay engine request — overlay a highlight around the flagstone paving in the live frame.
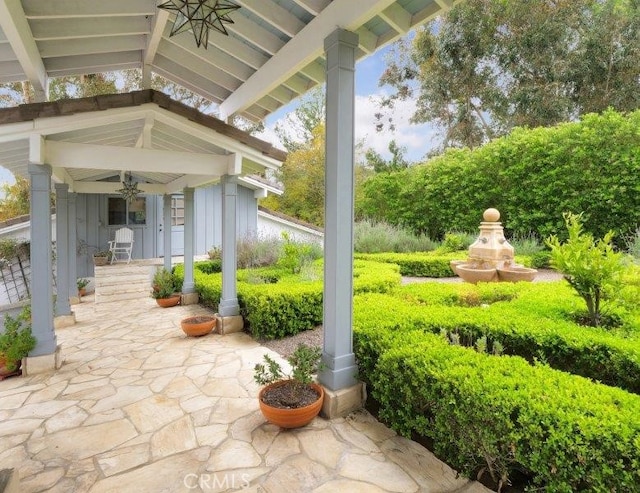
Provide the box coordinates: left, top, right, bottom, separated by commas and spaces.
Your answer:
0, 295, 490, 493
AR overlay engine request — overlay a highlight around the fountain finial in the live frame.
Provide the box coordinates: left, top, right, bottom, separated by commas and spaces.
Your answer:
483, 208, 500, 222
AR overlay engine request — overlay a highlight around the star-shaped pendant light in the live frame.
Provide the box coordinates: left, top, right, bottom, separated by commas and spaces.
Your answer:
158, 0, 241, 48
117, 172, 141, 203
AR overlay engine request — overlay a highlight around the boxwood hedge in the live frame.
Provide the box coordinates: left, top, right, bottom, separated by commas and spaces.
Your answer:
174, 259, 401, 339
354, 281, 640, 393
353, 322, 640, 492
354, 251, 535, 277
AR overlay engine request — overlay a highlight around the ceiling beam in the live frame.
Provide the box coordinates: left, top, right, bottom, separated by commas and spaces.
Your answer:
236, 0, 305, 38
152, 59, 226, 104
0, 0, 47, 101
44, 140, 236, 176
226, 14, 285, 56
219, 0, 398, 117
73, 181, 167, 195
38, 35, 145, 59
378, 4, 412, 34
144, 10, 168, 66
21, 0, 156, 18
30, 17, 150, 40
290, 0, 331, 16
164, 174, 219, 194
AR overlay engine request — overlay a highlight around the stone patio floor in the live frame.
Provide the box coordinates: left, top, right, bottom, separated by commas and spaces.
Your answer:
0, 296, 491, 493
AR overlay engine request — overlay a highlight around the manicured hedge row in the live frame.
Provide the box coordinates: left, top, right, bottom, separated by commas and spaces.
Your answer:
353, 322, 640, 492
354, 282, 640, 394
354, 251, 534, 277
175, 260, 401, 339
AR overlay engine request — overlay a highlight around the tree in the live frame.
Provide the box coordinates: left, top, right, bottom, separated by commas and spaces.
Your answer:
364, 140, 410, 173
0, 177, 30, 222
274, 87, 325, 152
262, 124, 326, 226
378, 0, 640, 150
546, 213, 626, 327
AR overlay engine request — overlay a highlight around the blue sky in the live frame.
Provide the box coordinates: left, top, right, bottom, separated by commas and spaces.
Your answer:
0, 41, 438, 189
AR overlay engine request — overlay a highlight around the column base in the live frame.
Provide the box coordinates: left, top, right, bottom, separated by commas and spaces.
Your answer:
216, 315, 244, 335
181, 292, 199, 305
23, 345, 62, 376
321, 381, 366, 419
54, 313, 76, 329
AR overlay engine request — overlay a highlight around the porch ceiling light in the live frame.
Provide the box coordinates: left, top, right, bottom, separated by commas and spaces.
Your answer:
158, 0, 241, 48
117, 172, 141, 203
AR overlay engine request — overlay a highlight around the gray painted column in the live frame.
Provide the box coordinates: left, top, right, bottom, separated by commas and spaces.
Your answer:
182, 188, 195, 293
67, 193, 77, 300
320, 29, 359, 391
54, 183, 71, 316
163, 194, 172, 272
219, 175, 239, 316
29, 163, 56, 356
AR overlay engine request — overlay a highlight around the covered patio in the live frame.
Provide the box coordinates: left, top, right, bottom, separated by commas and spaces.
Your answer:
0, 0, 459, 402
0, 295, 489, 492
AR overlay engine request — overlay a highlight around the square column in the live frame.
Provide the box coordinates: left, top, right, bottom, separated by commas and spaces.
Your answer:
27, 163, 58, 366
68, 193, 79, 304
54, 183, 72, 321
163, 194, 172, 272
182, 188, 196, 296
320, 29, 360, 392
219, 175, 240, 317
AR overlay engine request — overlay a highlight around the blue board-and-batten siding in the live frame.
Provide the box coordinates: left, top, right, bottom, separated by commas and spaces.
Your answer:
75, 184, 258, 277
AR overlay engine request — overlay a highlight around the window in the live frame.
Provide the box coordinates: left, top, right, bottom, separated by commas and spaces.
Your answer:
171, 196, 184, 226
108, 197, 146, 225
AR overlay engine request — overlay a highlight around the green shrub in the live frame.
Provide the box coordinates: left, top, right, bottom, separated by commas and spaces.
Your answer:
175, 259, 401, 340
195, 260, 222, 274
625, 227, 640, 261
354, 251, 461, 277
353, 324, 640, 492
354, 280, 640, 393
354, 219, 438, 253
547, 212, 627, 327
359, 109, 640, 243
0, 306, 36, 372
437, 231, 475, 253
509, 232, 545, 256
236, 233, 283, 268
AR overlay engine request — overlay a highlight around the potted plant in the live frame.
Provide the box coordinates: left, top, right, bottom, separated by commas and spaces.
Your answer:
151, 268, 181, 308
0, 307, 36, 378
180, 315, 216, 337
93, 251, 112, 266
77, 278, 89, 297
253, 344, 325, 428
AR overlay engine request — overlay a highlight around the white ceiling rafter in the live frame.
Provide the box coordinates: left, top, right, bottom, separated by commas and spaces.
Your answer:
0, 0, 46, 101
236, 0, 305, 38
378, 3, 412, 34
219, 0, 398, 117
290, 0, 331, 16
44, 140, 237, 176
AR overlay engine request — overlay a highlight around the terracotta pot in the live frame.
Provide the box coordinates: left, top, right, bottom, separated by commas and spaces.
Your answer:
155, 295, 181, 308
181, 316, 216, 337
78, 288, 87, 297
258, 382, 324, 429
0, 355, 20, 378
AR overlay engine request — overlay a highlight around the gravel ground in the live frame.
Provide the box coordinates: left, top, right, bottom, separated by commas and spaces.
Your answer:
261, 269, 564, 357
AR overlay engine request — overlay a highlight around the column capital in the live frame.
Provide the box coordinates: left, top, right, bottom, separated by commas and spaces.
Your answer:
28, 162, 52, 175
54, 182, 69, 193
324, 29, 359, 51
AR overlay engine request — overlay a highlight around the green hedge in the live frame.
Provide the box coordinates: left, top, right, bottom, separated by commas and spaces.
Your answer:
355, 251, 535, 277
359, 109, 640, 243
176, 260, 401, 339
353, 323, 640, 492
354, 281, 640, 394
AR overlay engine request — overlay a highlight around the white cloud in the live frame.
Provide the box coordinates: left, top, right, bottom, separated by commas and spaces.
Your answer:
255, 93, 441, 164
355, 93, 439, 162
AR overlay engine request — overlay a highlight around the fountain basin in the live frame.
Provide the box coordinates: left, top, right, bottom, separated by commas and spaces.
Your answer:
497, 266, 537, 283
449, 260, 466, 275
456, 264, 498, 284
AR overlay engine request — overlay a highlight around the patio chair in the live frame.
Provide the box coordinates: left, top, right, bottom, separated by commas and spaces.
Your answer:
108, 227, 134, 264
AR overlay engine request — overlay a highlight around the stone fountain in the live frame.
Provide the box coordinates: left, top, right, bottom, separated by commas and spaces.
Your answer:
450, 208, 537, 284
